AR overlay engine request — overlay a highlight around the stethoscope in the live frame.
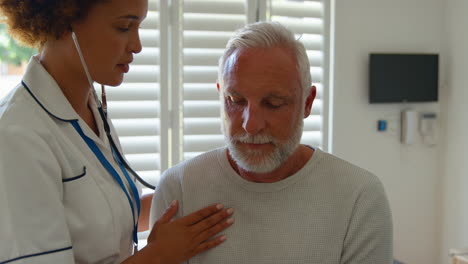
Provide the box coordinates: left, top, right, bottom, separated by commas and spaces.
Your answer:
71, 30, 155, 191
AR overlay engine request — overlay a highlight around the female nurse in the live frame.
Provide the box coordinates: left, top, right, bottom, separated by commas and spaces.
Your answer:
0, 0, 234, 263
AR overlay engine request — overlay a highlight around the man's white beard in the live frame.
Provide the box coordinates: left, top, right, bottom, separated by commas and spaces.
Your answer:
225, 117, 304, 174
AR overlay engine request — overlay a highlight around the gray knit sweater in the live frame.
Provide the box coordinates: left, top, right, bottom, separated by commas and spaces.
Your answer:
150, 147, 393, 264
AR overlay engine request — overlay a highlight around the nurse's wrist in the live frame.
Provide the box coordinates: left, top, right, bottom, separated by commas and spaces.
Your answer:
122, 245, 167, 264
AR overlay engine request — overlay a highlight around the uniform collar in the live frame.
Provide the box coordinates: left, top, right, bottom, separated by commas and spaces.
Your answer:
22, 56, 110, 145
22, 56, 80, 122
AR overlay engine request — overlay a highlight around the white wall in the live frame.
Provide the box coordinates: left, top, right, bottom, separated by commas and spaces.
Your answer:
333, 0, 445, 263
440, 0, 468, 263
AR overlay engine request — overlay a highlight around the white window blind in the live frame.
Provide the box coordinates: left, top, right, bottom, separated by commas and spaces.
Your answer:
182, 0, 248, 161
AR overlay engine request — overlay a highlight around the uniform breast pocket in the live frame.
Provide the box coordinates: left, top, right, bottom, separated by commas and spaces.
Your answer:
62, 166, 87, 183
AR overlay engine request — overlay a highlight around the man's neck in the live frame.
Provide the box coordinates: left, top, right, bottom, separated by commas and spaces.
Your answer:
227, 145, 314, 183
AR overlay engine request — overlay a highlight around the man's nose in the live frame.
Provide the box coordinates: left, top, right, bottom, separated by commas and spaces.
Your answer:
242, 103, 265, 135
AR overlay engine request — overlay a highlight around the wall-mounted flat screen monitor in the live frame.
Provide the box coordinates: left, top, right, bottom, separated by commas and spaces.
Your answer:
369, 54, 439, 103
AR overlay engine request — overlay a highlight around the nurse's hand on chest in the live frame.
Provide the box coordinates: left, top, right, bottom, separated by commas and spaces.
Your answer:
123, 200, 234, 264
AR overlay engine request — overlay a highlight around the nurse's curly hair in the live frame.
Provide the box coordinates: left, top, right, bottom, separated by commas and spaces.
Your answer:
0, 0, 109, 48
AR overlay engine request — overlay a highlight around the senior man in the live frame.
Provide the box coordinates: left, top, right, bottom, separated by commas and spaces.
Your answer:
150, 21, 393, 264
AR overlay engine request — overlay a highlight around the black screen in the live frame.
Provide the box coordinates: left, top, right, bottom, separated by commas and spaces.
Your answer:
369, 54, 438, 103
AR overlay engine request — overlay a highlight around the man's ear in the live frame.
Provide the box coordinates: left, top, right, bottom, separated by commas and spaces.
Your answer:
304, 86, 316, 118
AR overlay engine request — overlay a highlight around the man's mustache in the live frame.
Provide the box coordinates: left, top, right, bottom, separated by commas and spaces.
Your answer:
229, 133, 278, 146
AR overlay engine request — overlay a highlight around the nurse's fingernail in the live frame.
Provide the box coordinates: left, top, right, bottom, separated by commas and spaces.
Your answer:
170, 200, 177, 207
216, 204, 224, 210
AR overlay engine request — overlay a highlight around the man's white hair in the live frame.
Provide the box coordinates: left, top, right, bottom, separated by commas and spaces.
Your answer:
218, 21, 312, 100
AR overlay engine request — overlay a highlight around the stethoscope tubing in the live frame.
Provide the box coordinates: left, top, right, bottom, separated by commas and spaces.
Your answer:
97, 104, 156, 190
